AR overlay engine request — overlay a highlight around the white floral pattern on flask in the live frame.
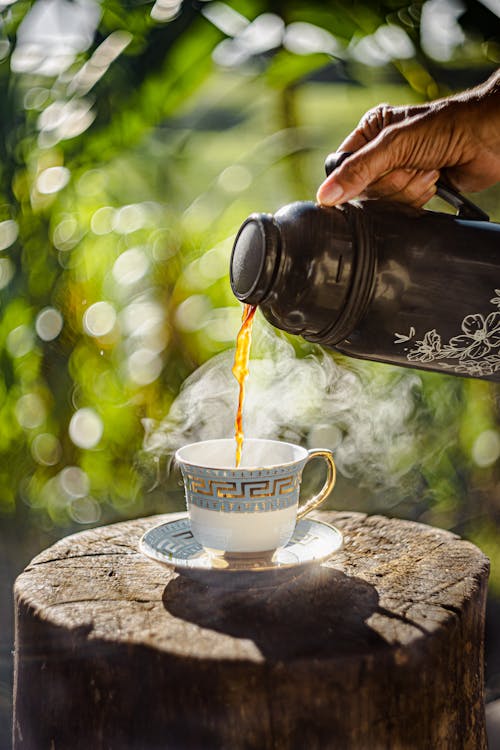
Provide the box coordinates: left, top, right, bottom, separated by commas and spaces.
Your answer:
394, 289, 500, 377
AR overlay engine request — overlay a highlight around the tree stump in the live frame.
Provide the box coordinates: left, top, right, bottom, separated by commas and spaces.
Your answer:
13, 511, 489, 750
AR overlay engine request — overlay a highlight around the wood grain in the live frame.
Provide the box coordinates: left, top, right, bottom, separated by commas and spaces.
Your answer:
13, 511, 489, 749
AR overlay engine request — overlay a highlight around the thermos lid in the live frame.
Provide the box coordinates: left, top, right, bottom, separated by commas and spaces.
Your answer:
230, 201, 358, 340
230, 213, 281, 304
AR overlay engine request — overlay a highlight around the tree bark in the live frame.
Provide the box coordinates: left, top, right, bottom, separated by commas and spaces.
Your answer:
13, 511, 489, 749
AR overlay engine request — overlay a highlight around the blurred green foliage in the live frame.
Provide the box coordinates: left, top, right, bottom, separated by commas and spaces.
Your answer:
0, 0, 499, 582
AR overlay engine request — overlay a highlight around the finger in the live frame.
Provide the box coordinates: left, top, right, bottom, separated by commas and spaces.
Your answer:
317, 115, 435, 205
366, 179, 438, 209
317, 137, 396, 205
361, 169, 420, 198
336, 128, 370, 154
363, 170, 440, 202
409, 183, 438, 208
367, 183, 437, 209
337, 103, 428, 154
337, 104, 394, 153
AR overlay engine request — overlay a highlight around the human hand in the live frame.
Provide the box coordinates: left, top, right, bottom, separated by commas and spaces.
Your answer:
317, 70, 500, 208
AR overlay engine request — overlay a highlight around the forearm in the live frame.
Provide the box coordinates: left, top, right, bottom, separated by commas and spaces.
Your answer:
451, 69, 500, 159
478, 70, 500, 157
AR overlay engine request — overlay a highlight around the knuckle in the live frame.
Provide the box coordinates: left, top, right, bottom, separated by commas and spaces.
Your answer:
360, 104, 394, 129
352, 124, 370, 145
363, 103, 390, 121
379, 104, 395, 127
359, 105, 387, 138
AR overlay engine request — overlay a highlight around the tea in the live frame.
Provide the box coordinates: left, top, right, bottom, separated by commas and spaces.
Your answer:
232, 303, 256, 466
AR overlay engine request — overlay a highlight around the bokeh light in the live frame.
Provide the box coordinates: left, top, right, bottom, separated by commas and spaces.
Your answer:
36, 166, 70, 195
472, 430, 500, 468
11, 0, 100, 76
91, 206, 115, 235
53, 215, 81, 250
212, 12, 284, 67
31, 433, 62, 465
0, 220, 19, 251
36, 307, 64, 341
121, 299, 165, 338
112, 247, 150, 286
197, 242, 230, 282
38, 99, 95, 144
113, 204, 148, 234
217, 165, 252, 193
23, 86, 50, 110
15, 393, 46, 430
283, 22, 339, 55
203, 307, 240, 343
175, 294, 212, 333
69, 408, 103, 448
0, 258, 15, 289
6, 325, 35, 358
68, 30, 132, 96
127, 349, 163, 385
69, 495, 101, 523
83, 301, 117, 337
151, 0, 182, 23
420, 0, 465, 62
59, 466, 90, 497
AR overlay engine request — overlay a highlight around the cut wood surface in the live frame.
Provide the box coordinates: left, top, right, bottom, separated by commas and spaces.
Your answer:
13, 511, 489, 750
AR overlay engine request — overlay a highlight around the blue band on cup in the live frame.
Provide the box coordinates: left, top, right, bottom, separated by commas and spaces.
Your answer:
180, 464, 303, 513
188, 493, 299, 513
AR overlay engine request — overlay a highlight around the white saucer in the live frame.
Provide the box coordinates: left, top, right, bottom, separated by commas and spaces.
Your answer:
139, 514, 343, 582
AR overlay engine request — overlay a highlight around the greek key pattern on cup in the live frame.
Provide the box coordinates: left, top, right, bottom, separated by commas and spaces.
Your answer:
188, 474, 298, 498
184, 473, 300, 513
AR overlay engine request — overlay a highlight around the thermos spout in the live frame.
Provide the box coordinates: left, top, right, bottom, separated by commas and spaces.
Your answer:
230, 214, 281, 305
230, 201, 357, 338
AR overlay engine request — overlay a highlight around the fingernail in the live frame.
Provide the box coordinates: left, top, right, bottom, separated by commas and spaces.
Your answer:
425, 170, 439, 185
317, 181, 344, 205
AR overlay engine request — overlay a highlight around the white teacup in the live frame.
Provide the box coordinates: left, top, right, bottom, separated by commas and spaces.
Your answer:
175, 438, 336, 558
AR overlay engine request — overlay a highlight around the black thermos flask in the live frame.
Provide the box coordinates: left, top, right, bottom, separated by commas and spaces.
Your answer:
230, 153, 500, 381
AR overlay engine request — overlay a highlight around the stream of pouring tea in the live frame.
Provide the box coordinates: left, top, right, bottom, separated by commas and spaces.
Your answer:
232, 304, 257, 466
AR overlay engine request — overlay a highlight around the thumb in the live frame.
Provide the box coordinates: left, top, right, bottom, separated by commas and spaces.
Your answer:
317, 125, 414, 205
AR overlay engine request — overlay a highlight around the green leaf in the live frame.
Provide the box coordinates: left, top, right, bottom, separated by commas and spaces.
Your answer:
265, 50, 333, 89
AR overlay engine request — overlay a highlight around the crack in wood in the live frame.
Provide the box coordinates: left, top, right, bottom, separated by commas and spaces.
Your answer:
30, 551, 136, 566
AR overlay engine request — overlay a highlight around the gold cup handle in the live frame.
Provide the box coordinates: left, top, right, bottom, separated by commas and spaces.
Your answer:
296, 449, 336, 520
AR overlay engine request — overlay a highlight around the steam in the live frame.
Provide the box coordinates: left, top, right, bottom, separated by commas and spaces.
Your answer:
143, 318, 427, 490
